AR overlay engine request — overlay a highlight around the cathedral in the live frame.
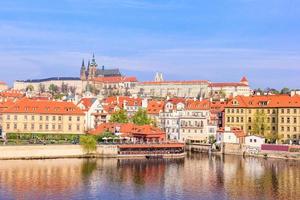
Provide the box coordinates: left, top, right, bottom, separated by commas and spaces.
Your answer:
80, 54, 122, 80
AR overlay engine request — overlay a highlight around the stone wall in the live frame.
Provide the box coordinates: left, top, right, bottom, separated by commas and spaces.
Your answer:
0, 145, 118, 160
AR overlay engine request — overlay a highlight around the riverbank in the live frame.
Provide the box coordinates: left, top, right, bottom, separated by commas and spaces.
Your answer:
0, 144, 186, 160
0, 145, 118, 160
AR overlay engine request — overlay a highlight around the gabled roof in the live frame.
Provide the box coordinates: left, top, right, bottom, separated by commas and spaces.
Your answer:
3, 98, 84, 115
226, 95, 300, 108
240, 76, 248, 82
77, 98, 96, 111
186, 99, 210, 110
0, 90, 24, 98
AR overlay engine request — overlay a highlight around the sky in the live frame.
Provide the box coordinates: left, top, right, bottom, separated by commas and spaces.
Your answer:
0, 0, 300, 89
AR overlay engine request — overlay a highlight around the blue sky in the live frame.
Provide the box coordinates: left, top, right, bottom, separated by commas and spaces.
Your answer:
0, 0, 300, 89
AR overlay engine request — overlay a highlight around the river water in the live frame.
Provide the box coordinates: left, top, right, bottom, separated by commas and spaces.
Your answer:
0, 154, 299, 200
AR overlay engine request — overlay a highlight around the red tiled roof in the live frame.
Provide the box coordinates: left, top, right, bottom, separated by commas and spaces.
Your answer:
140, 80, 209, 85
226, 95, 300, 108
217, 127, 246, 138
240, 76, 248, 82
186, 99, 210, 110
0, 81, 7, 85
90, 122, 165, 138
77, 98, 95, 111
104, 96, 142, 108
147, 100, 164, 114
93, 76, 137, 83
209, 82, 248, 87
0, 100, 15, 112
2, 98, 84, 115
0, 90, 24, 98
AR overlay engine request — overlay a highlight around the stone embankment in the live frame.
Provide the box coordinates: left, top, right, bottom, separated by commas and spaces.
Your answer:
0, 145, 118, 160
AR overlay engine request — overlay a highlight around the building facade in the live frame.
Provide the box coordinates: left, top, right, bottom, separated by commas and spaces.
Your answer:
224, 95, 300, 144
1, 98, 85, 134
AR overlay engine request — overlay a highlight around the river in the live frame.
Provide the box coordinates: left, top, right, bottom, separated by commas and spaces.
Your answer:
0, 154, 299, 200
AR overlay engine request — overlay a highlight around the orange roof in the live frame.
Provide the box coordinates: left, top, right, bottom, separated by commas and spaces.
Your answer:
0, 81, 7, 85
3, 98, 84, 115
0, 90, 24, 98
118, 143, 184, 149
226, 95, 300, 108
90, 122, 165, 138
147, 100, 164, 114
0, 100, 15, 112
140, 80, 209, 85
77, 98, 95, 111
93, 76, 137, 83
103, 96, 142, 108
186, 99, 210, 110
209, 82, 248, 87
217, 127, 246, 138
240, 76, 248, 82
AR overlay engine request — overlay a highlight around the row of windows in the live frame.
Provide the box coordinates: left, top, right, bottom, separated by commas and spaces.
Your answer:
227, 108, 299, 114
227, 116, 298, 124
281, 117, 297, 124
6, 123, 81, 131
182, 129, 203, 134
5, 115, 81, 122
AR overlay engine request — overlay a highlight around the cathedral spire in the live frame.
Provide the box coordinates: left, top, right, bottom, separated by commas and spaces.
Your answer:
81, 59, 85, 67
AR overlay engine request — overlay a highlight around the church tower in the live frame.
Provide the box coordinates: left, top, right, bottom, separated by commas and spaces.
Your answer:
88, 53, 98, 80
80, 59, 87, 80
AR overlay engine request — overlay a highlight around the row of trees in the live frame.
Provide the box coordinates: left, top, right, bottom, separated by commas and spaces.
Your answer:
26, 83, 77, 98
254, 87, 299, 95
109, 108, 153, 126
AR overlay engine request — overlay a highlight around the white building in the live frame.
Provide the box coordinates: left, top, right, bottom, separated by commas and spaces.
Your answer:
216, 127, 245, 144
244, 135, 265, 148
77, 98, 102, 131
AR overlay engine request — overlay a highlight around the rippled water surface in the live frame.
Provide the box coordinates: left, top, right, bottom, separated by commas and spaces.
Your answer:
0, 154, 299, 200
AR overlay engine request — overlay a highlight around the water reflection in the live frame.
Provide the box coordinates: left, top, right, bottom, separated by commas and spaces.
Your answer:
0, 155, 299, 200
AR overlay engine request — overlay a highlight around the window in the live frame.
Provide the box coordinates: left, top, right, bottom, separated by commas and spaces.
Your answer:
272, 109, 276, 114
14, 123, 17, 129
241, 117, 244, 123
68, 125, 72, 131
52, 124, 55, 130
287, 109, 290, 114
77, 125, 80, 131
14, 115, 18, 120
7, 115, 10, 120
24, 124, 27, 130
250, 139, 252, 142
294, 118, 297, 124
32, 116, 35, 120
294, 127, 297, 132
287, 117, 290, 123
254, 139, 257, 143
272, 126, 276, 131
46, 116, 49, 121
45, 124, 49, 130
241, 109, 244, 113
58, 125, 62, 130
248, 117, 252, 123
267, 117, 270, 123
281, 126, 284, 131
31, 124, 34, 130
248, 126, 252, 130
52, 116, 56, 121
236, 117, 239, 123
231, 109, 234, 113
24, 115, 28, 120
281, 109, 284, 114
58, 116, 62, 121
69, 116, 72, 121
227, 117, 230, 123
231, 117, 234, 123
77, 116, 80, 122
287, 127, 290, 132
249, 110, 252, 114
294, 109, 297, 114
39, 124, 43, 130
272, 117, 276, 123
281, 118, 284, 123
40, 116, 43, 121
6, 123, 10, 129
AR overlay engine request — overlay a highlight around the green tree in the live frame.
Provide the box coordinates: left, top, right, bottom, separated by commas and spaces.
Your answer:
280, 87, 290, 94
253, 110, 268, 136
96, 131, 117, 142
26, 85, 34, 92
38, 83, 46, 93
131, 108, 151, 125
49, 84, 59, 95
80, 135, 97, 154
109, 109, 129, 123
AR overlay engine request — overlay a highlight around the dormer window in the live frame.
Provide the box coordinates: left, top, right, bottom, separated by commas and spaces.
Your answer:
259, 101, 268, 106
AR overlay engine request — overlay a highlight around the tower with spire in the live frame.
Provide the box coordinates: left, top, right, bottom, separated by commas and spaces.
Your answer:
80, 59, 87, 80
88, 53, 98, 80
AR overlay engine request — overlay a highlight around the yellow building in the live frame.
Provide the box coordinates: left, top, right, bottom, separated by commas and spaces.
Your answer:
225, 95, 300, 144
1, 98, 85, 134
